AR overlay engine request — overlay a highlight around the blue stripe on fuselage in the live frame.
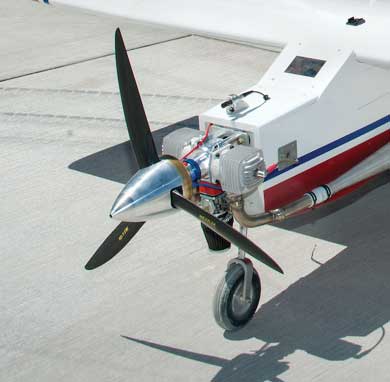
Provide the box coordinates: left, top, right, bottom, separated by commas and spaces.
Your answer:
265, 114, 390, 181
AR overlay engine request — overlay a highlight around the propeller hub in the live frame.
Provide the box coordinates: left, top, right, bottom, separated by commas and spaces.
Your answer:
110, 159, 192, 222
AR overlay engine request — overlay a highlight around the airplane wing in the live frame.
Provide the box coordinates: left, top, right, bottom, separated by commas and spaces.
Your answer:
51, 0, 390, 69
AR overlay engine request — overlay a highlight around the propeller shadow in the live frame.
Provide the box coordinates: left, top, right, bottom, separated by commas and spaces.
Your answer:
122, 172, 390, 381
68, 116, 198, 184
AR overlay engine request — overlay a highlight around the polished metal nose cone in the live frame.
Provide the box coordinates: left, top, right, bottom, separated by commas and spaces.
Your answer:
110, 194, 135, 219
110, 160, 188, 222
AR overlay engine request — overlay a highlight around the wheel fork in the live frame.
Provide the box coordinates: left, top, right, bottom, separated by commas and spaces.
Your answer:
227, 225, 253, 302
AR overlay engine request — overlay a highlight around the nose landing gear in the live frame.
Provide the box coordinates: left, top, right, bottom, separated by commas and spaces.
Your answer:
213, 259, 261, 331
213, 225, 262, 331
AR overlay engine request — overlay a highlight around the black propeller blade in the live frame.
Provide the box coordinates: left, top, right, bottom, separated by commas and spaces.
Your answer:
86, 29, 155, 270
115, 28, 159, 169
85, 222, 144, 270
171, 191, 283, 274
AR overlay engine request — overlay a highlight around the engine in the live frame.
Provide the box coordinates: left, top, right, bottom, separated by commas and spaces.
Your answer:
162, 125, 266, 218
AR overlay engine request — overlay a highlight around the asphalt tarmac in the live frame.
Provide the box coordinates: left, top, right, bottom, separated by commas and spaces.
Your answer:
2, 2, 390, 381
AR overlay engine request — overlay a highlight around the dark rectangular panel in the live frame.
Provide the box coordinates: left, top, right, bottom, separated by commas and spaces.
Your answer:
285, 56, 326, 78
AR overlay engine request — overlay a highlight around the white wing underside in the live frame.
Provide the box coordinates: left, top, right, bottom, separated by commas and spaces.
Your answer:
52, 0, 390, 68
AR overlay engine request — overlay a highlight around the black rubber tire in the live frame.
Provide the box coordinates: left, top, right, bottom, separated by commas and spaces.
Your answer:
213, 263, 261, 331
201, 214, 233, 251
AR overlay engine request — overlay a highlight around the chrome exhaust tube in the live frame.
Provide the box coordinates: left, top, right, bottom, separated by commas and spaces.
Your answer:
231, 143, 390, 228
328, 144, 390, 194
230, 193, 315, 228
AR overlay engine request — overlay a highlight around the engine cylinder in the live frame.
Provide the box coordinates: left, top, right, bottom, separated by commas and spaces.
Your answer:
219, 145, 266, 195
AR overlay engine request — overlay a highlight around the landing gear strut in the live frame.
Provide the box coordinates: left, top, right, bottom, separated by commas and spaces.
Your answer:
213, 226, 261, 331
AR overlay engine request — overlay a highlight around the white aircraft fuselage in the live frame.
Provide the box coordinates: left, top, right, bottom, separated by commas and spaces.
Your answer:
200, 40, 390, 213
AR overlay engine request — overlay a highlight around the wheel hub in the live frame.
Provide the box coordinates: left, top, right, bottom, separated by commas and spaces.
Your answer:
231, 282, 253, 320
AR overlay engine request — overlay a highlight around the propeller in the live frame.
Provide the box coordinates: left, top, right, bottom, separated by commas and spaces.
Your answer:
85, 28, 283, 275
171, 191, 283, 274
115, 28, 159, 168
85, 222, 144, 270
84, 28, 157, 270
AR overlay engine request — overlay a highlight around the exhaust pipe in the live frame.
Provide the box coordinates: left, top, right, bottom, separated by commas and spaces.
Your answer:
231, 144, 390, 227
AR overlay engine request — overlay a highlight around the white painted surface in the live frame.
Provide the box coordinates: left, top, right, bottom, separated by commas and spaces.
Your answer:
201, 39, 390, 191
51, 0, 390, 68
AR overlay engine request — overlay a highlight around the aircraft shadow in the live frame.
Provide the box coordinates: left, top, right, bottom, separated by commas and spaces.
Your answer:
68, 116, 199, 184
122, 172, 390, 382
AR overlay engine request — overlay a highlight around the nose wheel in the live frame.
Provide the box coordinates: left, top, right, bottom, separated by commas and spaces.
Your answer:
213, 259, 261, 331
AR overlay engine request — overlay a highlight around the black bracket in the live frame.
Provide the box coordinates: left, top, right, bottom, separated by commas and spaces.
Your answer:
346, 17, 365, 26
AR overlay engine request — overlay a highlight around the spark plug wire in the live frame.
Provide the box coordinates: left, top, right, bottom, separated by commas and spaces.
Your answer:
180, 123, 213, 160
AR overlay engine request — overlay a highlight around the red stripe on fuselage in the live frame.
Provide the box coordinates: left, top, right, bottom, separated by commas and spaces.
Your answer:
264, 130, 390, 210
